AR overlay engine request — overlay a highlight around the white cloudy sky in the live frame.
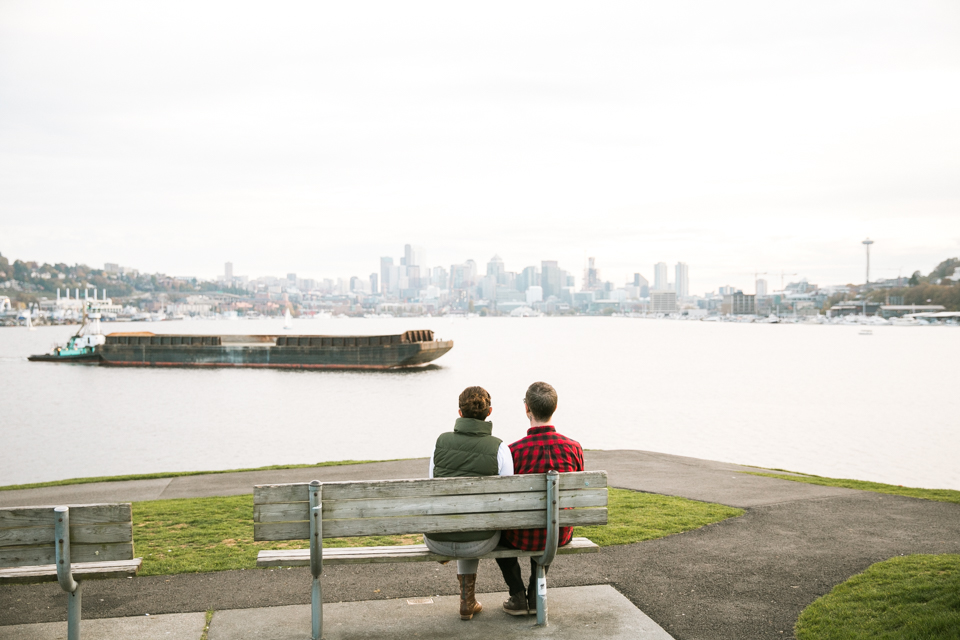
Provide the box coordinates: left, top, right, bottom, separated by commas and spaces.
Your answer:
1, 1, 958, 293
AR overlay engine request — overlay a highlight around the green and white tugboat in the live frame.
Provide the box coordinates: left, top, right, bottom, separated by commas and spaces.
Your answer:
28, 311, 105, 363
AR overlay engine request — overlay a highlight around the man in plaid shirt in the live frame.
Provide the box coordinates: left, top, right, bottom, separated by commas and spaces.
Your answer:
496, 381, 584, 616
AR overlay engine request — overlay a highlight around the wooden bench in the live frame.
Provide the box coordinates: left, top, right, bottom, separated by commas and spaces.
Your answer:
0, 503, 142, 640
254, 469, 608, 639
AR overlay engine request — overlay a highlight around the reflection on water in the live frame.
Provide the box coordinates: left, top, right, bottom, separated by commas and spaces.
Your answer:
0, 317, 957, 490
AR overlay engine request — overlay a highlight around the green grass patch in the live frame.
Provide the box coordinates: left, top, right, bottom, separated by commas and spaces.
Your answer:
0, 459, 401, 492
795, 554, 960, 640
574, 488, 743, 546
743, 472, 960, 505
132, 488, 742, 576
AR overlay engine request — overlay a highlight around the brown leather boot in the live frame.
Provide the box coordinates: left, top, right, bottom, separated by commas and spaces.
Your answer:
458, 574, 482, 620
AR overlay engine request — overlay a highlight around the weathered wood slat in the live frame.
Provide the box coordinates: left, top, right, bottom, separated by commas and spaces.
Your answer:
255, 507, 607, 541
0, 504, 132, 529
0, 558, 142, 586
0, 542, 135, 568
256, 538, 600, 567
0, 523, 134, 548
254, 471, 607, 504
254, 488, 608, 523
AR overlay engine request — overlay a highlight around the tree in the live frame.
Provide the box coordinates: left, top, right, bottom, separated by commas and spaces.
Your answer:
908, 271, 922, 286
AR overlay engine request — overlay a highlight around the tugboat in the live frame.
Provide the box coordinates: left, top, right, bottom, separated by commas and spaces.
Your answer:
28, 311, 106, 363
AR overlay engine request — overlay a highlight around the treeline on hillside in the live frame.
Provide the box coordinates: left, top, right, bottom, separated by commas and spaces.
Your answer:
864, 257, 960, 311
0, 251, 244, 307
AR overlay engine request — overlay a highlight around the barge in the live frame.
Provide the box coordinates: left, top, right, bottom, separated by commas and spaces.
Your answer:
32, 329, 453, 370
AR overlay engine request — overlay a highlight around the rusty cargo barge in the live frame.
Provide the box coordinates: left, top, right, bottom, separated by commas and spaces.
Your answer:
92, 329, 452, 369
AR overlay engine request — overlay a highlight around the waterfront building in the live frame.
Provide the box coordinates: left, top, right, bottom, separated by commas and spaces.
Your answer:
650, 290, 678, 313
654, 262, 668, 291
675, 262, 689, 298
722, 292, 756, 315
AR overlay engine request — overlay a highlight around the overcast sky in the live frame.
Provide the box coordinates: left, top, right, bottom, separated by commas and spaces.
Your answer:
1, 1, 958, 293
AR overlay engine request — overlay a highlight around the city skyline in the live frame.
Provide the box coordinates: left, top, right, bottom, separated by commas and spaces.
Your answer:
1, 2, 957, 291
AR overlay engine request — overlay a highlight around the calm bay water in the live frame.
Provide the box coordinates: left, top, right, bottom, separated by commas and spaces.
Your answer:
1, 317, 957, 490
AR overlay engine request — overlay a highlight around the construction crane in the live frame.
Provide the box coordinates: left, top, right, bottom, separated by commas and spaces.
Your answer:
776, 270, 798, 292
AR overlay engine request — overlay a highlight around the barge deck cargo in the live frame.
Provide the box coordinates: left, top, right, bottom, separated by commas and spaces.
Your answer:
36, 329, 453, 369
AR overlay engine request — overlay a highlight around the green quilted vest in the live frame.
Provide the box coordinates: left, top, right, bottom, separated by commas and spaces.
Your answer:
428, 417, 502, 542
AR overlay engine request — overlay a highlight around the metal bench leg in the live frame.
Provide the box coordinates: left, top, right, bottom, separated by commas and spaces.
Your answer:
68, 583, 82, 640
534, 561, 547, 626
312, 576, 322, 640
309, 481, 323, 640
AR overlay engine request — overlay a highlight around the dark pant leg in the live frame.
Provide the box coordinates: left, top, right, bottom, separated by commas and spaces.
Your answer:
527, 558, 550, 604
496, 556, 526, 597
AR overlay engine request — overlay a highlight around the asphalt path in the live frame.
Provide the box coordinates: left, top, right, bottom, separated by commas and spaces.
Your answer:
2, 450, 959, 640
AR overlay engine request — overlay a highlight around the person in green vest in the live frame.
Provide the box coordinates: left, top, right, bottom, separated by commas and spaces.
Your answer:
424, 386, 514, 620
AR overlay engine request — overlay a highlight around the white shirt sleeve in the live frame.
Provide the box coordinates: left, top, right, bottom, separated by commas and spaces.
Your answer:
497, 442, 514, 476
428, 450, 434, 479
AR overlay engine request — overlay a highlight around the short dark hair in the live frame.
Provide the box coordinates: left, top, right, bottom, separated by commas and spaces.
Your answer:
459, 386, 492, 420
524, 381, 557, 422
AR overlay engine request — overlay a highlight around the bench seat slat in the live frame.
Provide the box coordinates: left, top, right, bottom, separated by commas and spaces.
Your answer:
255, 507, 607, 541
0, 558, 143, 586
0, 504, 132, 528
256, 538, 600, 567
0, 542, 135, 568
0, 523, 134, 548
254, 488, 608, 523
254, 471, 607, 504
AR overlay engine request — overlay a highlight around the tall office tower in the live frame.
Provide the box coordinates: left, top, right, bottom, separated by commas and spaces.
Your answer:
654, 262, 669, 291
432, 266, 448, 290
486, 255, 505, 283
224, 262, 233, 280
380, 257, 393, 295
583, 257, 600, 291
674, 262, 689, 298
369, 273, 378, 295
633, 273, 650, 298
404, 244, 424, 271
518, 266, 540, 292
464, 259, 477, 286
541, 261, 561, 299
287, 273, 297, 285
756, 278, 768, 297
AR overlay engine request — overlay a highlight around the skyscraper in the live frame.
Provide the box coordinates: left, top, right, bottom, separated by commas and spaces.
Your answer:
541, 261, 561, 299
674, 262, 689, 298
486, 255, 505, 284
756, 279, 767, 297
654, 262, 668, 291
583, 257, 600, 291
224, 262, 233, 280
380, 257, 393, 294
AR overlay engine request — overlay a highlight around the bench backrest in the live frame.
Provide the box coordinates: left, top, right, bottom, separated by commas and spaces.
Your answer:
253, 471, 608, 542
0, 503, 135, 568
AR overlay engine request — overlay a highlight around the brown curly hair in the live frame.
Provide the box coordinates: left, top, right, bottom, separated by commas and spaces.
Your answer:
458, 386, 492, 420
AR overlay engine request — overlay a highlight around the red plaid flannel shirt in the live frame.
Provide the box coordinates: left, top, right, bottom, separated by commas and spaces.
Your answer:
502, 425, 585, 551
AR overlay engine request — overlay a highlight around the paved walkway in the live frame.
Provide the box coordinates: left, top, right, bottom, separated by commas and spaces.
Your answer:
2, 451, 959, 639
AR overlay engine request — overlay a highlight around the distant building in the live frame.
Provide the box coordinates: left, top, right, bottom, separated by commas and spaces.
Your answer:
380, 257, 394, 294
722, 292, 756, 315
674, 262, 689, 298
756, 279, 768, 297
654, 262, 668, 291
633, 273, 649, 297
583, 257, 601, 291
541, 261, 561, 299
525, 286, 543, 305
225, 262, 233, 280
487, 255, 505, 284
369, 273, 378, 295
104, 263, 120, 274
650, 290, 678, 313
518, 266, 540, 292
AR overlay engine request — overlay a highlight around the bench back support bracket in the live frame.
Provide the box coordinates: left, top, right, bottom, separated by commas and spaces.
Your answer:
309, 481, 323, 640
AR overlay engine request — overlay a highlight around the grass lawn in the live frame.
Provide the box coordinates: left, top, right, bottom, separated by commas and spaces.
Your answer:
743, 472, 960, 505
0, 459, 395, 492
795, 554, 960, 640
132, 488, 743, 576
